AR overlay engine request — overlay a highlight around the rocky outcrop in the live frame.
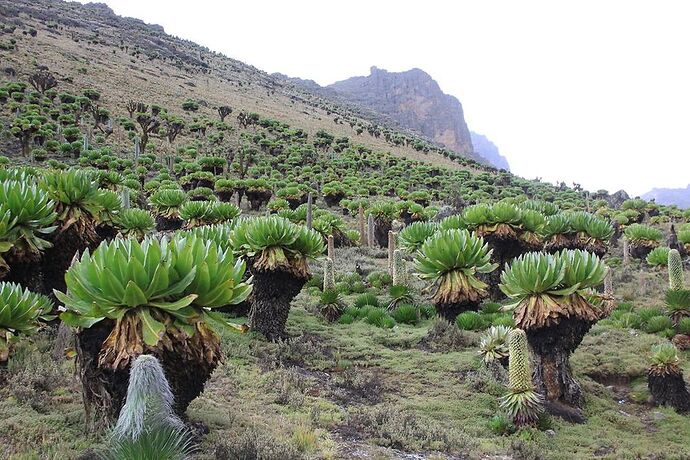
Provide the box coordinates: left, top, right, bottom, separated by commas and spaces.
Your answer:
470, 132, 510, 171
328, 67, 481, 163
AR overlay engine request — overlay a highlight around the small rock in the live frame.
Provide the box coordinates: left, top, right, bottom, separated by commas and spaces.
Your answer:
653, 411, 666, 420
545, 429, 556, 437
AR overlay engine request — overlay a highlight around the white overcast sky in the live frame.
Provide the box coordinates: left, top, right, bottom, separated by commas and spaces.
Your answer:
79, 0, 690, 196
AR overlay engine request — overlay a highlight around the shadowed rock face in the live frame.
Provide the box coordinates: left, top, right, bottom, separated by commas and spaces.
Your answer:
328, 67, 481, 163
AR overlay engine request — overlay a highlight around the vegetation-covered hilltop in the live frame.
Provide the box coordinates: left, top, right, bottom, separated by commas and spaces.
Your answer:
1, 1, 690, 459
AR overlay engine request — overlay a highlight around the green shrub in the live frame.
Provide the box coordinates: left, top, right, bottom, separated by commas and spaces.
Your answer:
365, 307, 396, 329
354, 306, 373, 320
491, 314, 515, 327
455, 311, 485, 331
616, 312, 642, 329
351, 281, 366, 293
354, 293, 380, 309
638, 307, 664, 324
419, 304, 436, 319
646, 247, 671, 267
481, 302, 502, 314
488, 414, 515, 436
643, 315, 673, 334
616, 302, 634, 312
391, 304, 419, 325
338, 314, 355, 325
676, 317, 690, 335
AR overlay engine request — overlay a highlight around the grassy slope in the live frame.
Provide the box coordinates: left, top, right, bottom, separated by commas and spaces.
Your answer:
2, 244, 690, 460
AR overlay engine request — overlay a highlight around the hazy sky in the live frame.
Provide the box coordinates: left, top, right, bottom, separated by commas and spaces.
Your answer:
80, 0, 689, 196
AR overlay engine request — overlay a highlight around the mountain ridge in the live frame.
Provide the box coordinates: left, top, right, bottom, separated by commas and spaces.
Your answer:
642, 184, 690, 209
469, 131, 510, 171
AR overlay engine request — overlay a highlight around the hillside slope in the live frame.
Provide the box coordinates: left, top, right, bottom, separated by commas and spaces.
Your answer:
0, 0, 478, 172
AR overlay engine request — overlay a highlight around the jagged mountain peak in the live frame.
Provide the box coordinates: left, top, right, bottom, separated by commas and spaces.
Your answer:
327, 66, 492, 166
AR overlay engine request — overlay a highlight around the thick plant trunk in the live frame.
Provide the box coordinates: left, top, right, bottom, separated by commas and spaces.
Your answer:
331, 229, 351, 248
648, 372, 690, 412
76, 321, 128, 432
323, 193, 345, 208
629, 242, 655, 260
156, 215, 183, 232
76, 319, 220, 431
43, 224, 96, 296
374, 217, 392, 248
479, 269, 504, 302
249, 269, 307, 341
5, 251, 44, 294
246, 191, 272, 211
481, 232, 535, 301
526, 317, 594, 422
95, 224, 118, 243
544, 234, 578, 254
483, 233, 526, 262
435, 301, 479, 323
216, 190, 234, 202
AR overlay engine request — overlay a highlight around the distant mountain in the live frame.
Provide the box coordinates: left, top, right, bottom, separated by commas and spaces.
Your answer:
470, 132, 510, 171
327, 67, 489, 165
642, 185, 690, 209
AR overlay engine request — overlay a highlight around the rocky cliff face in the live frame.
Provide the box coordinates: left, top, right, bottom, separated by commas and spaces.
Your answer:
328, 67, 481, 163
470, 132, 510, 171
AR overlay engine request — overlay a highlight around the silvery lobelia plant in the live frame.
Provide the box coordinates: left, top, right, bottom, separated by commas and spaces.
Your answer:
112, 355, 184, 440
104, 355, 194, 460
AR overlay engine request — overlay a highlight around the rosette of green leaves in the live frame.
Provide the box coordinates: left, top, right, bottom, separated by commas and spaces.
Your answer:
94, 189, 122, 227
520, 200, 559, 216
56, 235, 252, 347
230, 216, 325, 274
0, 281, 54, 361
0, 180, 57, 254
211, 202, 241, 224
462, 204, 491, 228
438, 214, 466, 231
540, 213, 572, 238
646, 247, 671, 267
624, 223, 662, 244
179, 201, 215, 228
367, 201, 398, 221
414, 229, 497, 303
569, 211, 613, 240
488, 202, 522, 225
149, 189, 188, 219
40, 169, 102, 229
499, 252, 569, 304
397, 221, 438, 252
500, 249, 607, 313
117, 208, 155, 240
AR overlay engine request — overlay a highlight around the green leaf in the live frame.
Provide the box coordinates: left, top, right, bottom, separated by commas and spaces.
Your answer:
139, 307, 165, 346
59, 311, 104, 328
123, 281, 148, 307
